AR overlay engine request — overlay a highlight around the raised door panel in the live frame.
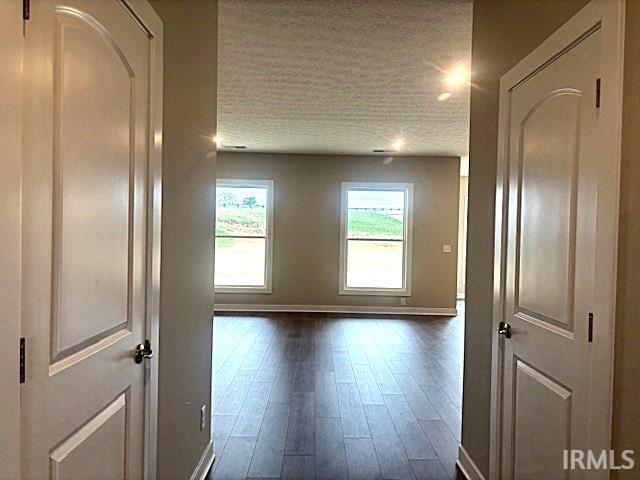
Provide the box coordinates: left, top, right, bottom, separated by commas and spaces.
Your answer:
513, 360, 572, 480
49, 393, 128, 480
51, 9, 135, 363
516, 91, 580, 332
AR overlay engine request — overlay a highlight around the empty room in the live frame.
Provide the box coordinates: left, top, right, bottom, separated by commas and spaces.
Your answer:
209, 1, 470, 478
3, 0, 640, 480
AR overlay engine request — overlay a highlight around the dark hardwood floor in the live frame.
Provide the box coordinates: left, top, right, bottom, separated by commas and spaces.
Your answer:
209, 303, 464, 480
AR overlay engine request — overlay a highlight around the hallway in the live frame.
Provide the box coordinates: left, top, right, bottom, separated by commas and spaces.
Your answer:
210, 305, 464, 479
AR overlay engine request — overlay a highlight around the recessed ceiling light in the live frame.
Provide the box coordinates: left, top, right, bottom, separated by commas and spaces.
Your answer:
392, 138, 404, 151
444, 65, 470, 90
438, 92, 452, 101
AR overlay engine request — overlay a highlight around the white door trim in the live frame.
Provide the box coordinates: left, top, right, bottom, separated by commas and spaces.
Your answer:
118, 2, 164, 479
457, 446, 486, 480
189, 441, 215, 480
488, 0, 625, 478
0, 1, 24, 478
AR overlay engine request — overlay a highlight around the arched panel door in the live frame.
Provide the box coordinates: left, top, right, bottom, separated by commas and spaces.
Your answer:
21, 2, 152, 478
493, 1, 624, 476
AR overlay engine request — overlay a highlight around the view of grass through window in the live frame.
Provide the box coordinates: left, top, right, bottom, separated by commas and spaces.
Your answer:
346, 188, 406, 289
214, 184, 269, 287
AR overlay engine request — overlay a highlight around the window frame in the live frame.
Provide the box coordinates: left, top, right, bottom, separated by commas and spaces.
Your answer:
214, 178, 274, 294
339, 181, 414, 296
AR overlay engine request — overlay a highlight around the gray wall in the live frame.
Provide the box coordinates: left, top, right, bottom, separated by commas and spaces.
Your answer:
612, 2, 640, 477
149, 1, 218, 479
216, 152, 460, 310
463, 0, 588, 476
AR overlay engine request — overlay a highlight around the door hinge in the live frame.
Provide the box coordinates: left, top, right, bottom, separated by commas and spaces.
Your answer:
19, 337, 26, 384
595, 78, 601, 109
23, 0, 30, 20
588, 312, 594, 343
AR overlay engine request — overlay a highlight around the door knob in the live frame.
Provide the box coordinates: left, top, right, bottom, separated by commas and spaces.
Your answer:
135, 339, 153, 363
498, 321, 512, 339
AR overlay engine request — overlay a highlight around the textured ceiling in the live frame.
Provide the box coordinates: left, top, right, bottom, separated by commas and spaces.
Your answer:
218, 0, 472, 156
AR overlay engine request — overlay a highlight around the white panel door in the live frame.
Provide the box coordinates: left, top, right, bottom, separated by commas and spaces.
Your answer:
21, 1, 152, 478
495, 2, 623, 478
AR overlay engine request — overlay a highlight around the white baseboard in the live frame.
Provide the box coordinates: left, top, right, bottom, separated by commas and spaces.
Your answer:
457, 446, 486, 480
189, 440, 214, 480
214, 303, 457, 316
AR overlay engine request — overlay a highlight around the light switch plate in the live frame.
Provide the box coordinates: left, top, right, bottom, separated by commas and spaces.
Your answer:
442, 244, 452, 253
200, 404, 207, 431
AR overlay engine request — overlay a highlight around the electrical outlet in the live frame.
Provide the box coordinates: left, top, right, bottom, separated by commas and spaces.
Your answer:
400, 298, 407, 306
200, 404, 207, 431
442, 244, 452, 253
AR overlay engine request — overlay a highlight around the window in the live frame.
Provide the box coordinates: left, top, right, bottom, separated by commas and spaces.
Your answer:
339, 182, 413, 295
214, 179, 273, 293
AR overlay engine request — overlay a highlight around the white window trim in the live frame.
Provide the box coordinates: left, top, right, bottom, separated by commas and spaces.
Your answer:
339, 181, 414, 296
215, 178, 274, 294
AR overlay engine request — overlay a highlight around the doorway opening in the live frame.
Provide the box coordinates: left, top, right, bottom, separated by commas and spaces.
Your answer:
210, 0, 472, 479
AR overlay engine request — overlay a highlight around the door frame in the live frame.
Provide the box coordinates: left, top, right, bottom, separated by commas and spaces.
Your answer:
0, 1, 24, 478
118, 2, 163, 479
489, 0, 625, 477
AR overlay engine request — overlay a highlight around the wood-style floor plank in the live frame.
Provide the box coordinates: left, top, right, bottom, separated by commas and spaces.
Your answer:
232, 381, 273, 437
281, 455, 315, 480
215, 370, 255, 415
383, 394, 438, 461
211, 308, 464, 479
212, 415, 237, 456
333, 351, 356, 383
344, 437, 383, 480
315, 371, 340, 418
369, 357, 403, 395
285, 392, 315, 455
394, 374, 440, 421
410, 460, 449, 480
419, 419, 460, 480
247, 402, 291, 477
364, 404, 416, 480
353, 364, 384, 406
212, 436, 257, 480
315, 417, 349, 480
336, 382, 370, 438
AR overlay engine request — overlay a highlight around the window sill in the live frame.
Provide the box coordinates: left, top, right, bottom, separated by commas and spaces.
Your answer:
215, 286, 272, 294
339, 288, 411, 297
